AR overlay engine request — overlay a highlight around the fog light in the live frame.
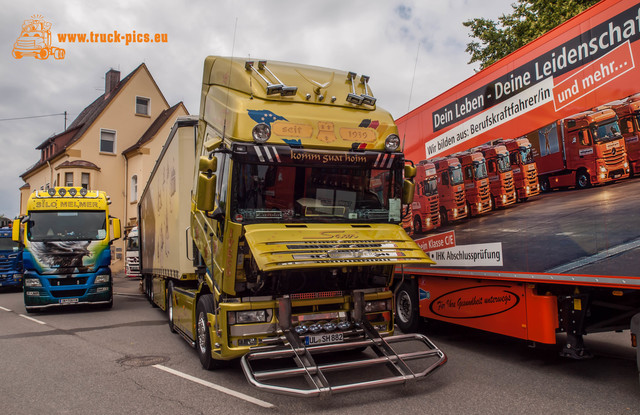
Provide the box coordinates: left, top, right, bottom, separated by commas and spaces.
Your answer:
308, 323, 323, 333
238, 338, 258, 347
294, 325, 309, 335
323, 322, 337, 332
26, 291, 39, 296
337, 321, 352, 331
97, 287, 109, 293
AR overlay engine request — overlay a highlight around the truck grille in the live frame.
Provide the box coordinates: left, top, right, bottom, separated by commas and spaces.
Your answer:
50, 289, 86, 298
49, 277, 88, 286
603, 149, 626, 166
454, 189, 466, 208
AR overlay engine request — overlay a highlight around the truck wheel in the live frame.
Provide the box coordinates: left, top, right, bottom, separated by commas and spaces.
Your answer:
413, 216, 423, 234
196, 294, 223, 370
37, 48, 49, 60
167, 282, 176, 333
540, 178, 550, 193
439, 208, 449, 226
395, 279, 420, 333
576, 170, 591, 189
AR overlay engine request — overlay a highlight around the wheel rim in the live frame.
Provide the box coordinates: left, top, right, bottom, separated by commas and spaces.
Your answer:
197, 312, 208, 354
578, 174, 588, 188
396, 290, 412, 324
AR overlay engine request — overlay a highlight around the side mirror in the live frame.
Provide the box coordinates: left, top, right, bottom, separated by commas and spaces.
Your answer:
404, 164, 417, 179
111, 218, 122, 240
402, 180, 415, 205
12, 219, 20, 243
196, 172, 217, 212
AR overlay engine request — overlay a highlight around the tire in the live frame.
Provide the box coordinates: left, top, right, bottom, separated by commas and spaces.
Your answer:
413, 216, 423, 234
196, 294, 223, 370
540, 177, 550, 193
576, 170, 591, 189
395, 279, 420, 333
439, 208, 449, 226
167, 282, 176, 333
37, 48, 49, 60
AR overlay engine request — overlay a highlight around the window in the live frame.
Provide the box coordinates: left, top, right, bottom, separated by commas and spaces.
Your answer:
136, 96, 150, 115
65, 172, 73, 187
100, 129, 116, 153
130, 175, 138, 202
81, 173, 90, 190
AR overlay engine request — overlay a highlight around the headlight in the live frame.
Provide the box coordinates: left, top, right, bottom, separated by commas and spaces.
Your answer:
24, 278, 42, 287
95, 274, 110, 284
228, 309, 269, 325
364, 299, 391, 313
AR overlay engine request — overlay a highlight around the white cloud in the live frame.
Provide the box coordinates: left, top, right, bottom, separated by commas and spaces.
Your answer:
0, 0, 512, 217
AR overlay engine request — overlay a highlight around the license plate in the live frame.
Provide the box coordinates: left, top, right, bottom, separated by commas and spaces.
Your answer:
305, 332, 343, 346
60, 298, 79, 305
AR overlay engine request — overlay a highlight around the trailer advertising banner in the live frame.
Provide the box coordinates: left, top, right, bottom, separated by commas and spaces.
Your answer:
398, 0, 640, 283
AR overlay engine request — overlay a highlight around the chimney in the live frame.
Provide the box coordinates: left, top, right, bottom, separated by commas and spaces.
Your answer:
105, 69, 120, 94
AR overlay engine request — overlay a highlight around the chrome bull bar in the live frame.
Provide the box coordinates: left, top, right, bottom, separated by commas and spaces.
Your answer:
240, 292, 447, 397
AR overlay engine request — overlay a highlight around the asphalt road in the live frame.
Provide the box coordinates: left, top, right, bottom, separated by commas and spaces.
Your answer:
1, 274, 638, 414
417, 176, 640, 276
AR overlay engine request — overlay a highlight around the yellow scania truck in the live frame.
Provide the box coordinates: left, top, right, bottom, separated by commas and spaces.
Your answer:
139, 57, 446, 397
13, 187, 121, 311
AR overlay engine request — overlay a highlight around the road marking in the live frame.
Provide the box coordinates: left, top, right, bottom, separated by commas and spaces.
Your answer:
19, 314, 46, 325
547, 237, 640, 274
0, 306, 12, 312
153, 364, 275, 409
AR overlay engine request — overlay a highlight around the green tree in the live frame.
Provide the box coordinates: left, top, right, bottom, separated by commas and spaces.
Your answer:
463, 0, 599, 69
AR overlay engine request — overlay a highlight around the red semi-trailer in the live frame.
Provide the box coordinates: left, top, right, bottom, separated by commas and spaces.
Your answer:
393, 0, 640, 385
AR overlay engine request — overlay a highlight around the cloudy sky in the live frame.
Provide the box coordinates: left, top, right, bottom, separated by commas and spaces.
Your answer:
1, 0, 514, 217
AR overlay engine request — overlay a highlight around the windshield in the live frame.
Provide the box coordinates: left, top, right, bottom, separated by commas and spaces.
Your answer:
591, 120, 622, 143
449, 165, 464, 185
232, 162, 402, 224
127, 236, 139, 250
473, 161, 488, 179
27, 211, 107, 241
520, 147, 534, 164
422, 177, 438, 196
0, 237, 19, 251
496, 154, 511, 173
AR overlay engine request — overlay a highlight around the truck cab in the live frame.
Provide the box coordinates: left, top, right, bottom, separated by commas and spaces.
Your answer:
432, 156, 467, 225
563, 109, 629, 188
411, 161, 440, 234
500, 137, 540, 201
14, 187, 121, 311
125, 226, 140, 278
0, 227, 23, 290
478, 144, 517, 209
610, 93, 640, 176
455, 151, 492, 216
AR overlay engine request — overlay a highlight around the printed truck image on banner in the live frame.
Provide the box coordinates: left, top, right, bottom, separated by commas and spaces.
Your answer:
396, 0, 640, 280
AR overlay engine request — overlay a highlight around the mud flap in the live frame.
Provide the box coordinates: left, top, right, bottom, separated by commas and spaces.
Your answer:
240, 293, 447, 397
631, 313, 640, 385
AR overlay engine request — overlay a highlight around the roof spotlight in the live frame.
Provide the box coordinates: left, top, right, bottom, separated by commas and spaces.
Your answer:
48, 188, 56, 196
58, 188, 67, 197
385, 134, 400, 152
252, 123, 271, 143
69, 188, 77, 196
